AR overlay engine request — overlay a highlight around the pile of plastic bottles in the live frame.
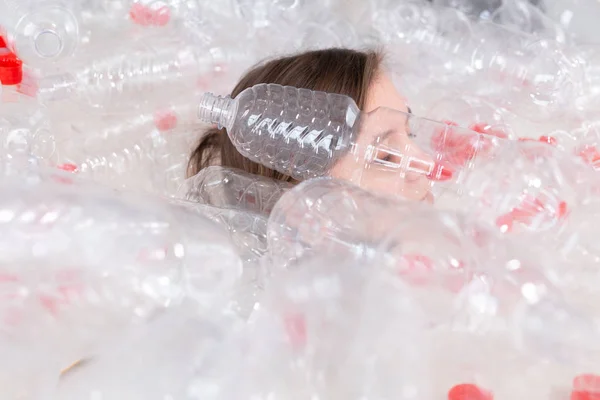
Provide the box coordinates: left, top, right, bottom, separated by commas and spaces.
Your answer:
3, 0, 600, 399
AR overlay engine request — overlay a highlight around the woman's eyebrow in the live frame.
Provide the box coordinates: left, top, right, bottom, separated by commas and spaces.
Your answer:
407, 106, 412, 114
371, 129, 395, 145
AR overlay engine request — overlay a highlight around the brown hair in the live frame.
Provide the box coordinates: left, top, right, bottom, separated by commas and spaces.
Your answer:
188, 48, 383, 182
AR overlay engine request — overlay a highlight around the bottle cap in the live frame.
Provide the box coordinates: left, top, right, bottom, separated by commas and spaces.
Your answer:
571, 374, 600, 400
0, 56, 23, 86
57, 163, 79, 173
0, 36, 16, 59
154, 109, 178, 132
448, 383, 493, 400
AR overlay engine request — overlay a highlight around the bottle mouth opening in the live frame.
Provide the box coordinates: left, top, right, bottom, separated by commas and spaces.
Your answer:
11, 7, 79, 63
33, 30, 64, 58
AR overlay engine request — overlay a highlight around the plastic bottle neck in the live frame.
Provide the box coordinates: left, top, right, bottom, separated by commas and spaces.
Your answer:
198, 93, 235, 131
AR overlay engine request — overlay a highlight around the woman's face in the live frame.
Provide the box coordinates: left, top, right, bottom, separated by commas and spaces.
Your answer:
331, 72, 435, 203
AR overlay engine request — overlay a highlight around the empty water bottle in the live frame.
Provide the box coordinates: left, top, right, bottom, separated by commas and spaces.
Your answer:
36, 44, 252, 108
459, 140, 594, 235
0, 0, 80, 65
214, 255, 431, 400
0, 168, 242, 366
179, 166, 293, 216
268, 178, 480, 298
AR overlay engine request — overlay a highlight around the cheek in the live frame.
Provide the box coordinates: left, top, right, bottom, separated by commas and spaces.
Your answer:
360, 171, 431, 201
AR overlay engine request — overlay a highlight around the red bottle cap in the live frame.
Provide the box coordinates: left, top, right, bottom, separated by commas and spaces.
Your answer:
571, 374, 600, 400
0, 36, 6, 48
154, 110, 178, 132
448, 383, 493, 400
0, 56, 23, 86
57, 163, 79, 173
539, 135, 558, 146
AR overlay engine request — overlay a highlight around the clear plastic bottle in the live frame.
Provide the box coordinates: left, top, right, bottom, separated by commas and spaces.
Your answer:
201, 206, 270, 318
0, 168, 242, 365
0, 0, 80, 65
432, 0, 503, 19
216, 255, 431, 400
458, 140, 594, 236
179, 166, 293, 216
56, 125, 193, 196
469, 22, 582, 119
267, 177, 478, 302
490, 0, 567, 43
36, 44, 251, 108
198, 84, 477, 199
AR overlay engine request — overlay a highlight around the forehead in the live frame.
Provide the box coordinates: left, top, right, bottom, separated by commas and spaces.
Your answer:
365, 73, 409, 114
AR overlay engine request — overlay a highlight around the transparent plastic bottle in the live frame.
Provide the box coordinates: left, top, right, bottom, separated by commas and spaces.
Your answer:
0, 86, 56, 174
458, 140, 594, 236
202, 207, 269, 318
0, 0, 80, 65
490, 0, 567, 43
179, 166, 293, 216
469, 22, 582, 119
36, 44, 251, 108
0, 168, 242, 367
432, 0, 502, 19
198, 84, 480, 199
216, 256, 431, 400
372, 1, 474, 62
56, 126, 192, 196
267, 178, 479, 300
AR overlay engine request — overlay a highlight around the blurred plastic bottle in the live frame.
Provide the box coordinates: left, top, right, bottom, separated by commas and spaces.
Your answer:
267, 178, 414, 266
267, 178, 479, 307
36, 44, 251, 108
426, 94, 515, 137
539, 0, 600, 45
198, 84, 488, 199
459, 140, 594, 235
490, 0, 567, 43
372, 1, 474, 68
216, 256, 431, 400
235, 0, 303, 30
433, 0, 502, 19
0, 168, 242, 365
0, 0, 80, 66
175, 197, 271, 318
56, 126, 193, 196
468, 22, 582, 119
0, 74, 56, 174
201, 207, 270, 317
179, 166, 293, 216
